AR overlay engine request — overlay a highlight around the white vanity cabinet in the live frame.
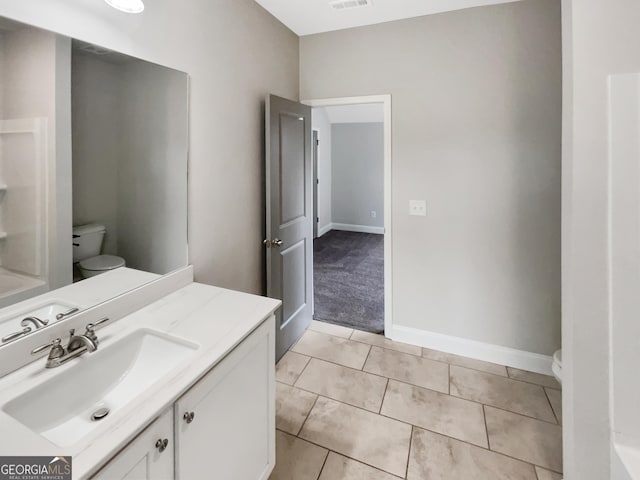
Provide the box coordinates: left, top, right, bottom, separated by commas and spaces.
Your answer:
174, 316, 275, 480
91, 315, 276, 480
92, 409, 174, 480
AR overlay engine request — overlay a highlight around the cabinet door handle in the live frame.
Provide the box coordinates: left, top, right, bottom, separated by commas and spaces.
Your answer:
183, 411, 195, 424
155, 438, 169, 453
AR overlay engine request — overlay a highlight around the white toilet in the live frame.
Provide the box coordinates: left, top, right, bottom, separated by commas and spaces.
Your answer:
72, 224, 126, 278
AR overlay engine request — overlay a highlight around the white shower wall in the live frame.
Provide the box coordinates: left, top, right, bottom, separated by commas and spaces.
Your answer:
0, 23, 70, 305
0, 118, 47, 277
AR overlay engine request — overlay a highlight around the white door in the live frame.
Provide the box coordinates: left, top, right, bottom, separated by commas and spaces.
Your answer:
174, 317, 276, 480
265, 95, 313, 360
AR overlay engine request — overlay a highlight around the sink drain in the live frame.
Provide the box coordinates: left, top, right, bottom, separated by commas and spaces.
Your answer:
91, 408, 110, 422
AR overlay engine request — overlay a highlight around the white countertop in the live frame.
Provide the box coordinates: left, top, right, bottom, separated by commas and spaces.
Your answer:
0, 268, 160, 341
0, 280, 281, 479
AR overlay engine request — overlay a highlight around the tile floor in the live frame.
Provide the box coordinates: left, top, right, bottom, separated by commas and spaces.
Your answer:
270, 320, 563, 480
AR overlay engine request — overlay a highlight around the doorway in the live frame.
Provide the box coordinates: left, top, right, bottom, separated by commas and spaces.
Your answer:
305, 96, 392, 335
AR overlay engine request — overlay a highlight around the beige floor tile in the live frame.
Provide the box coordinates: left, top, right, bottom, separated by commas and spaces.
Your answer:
318, 452, 401, 480
269, 430, 328, 480
309, 320, 354, 339
363, 346, 449, 393
381, 379, 488, 447
450, 365, 556, 422
295, 358, 388, 412
276, 351, 311, 385
535, 466, 563, 480
276, 382, 318, 435
545, 388, 562, 423
485, 406, 563, 473
292, 330, 371, 369
507, 367, 561, 389
407, 427, 537, 480
351, 330, 422, 356
300, 396, 412, 477
422, 347, 508, 377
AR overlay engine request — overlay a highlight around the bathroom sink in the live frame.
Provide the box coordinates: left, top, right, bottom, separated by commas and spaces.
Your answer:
3, 329, 198, 446
0, 302, 77, 340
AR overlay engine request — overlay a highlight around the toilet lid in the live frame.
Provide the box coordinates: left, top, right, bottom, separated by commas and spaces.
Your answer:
79, 255, 125, 271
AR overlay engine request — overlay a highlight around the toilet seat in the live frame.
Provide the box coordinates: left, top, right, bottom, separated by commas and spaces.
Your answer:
78, 255, 125, 273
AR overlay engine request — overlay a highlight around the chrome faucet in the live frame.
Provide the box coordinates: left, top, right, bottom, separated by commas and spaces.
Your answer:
21, 316, 48, 329
31, 317, 110, 368
66, 328, 99, 353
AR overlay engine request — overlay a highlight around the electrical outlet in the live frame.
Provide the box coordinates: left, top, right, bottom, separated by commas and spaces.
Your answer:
409, 200, 427, 216
371, 210, 377, 219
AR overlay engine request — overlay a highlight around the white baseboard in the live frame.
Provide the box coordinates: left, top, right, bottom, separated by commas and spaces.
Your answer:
329, 222, 384, 235
387, 324, 554, 376
318, 223, 333, 237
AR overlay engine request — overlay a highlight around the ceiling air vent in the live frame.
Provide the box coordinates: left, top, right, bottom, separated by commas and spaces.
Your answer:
329, 0, 372, 11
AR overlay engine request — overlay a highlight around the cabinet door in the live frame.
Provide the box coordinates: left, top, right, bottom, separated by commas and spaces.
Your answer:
92, 409, 174, 480
175, 316, 275, 480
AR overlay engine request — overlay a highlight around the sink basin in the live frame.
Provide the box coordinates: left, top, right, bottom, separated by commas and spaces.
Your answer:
0, 302, 77, 340
3, 329, 198, 446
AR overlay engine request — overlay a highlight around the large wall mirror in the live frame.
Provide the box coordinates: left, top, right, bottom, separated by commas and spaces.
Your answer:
0, 17, 188, 345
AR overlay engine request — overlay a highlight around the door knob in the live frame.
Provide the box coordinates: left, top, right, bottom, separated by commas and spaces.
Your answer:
263, 238, 283, 248
183, 411, 195, 424
155, 438, 169, 452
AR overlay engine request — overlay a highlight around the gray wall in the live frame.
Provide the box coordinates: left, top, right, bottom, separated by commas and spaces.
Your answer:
72, 52, 189, 275
1, 0, 299, 293
72, 53, 121, 255
331, 122, 384, 229
118, 59, 188, 275
561, 0, 640, 477
301, 0, 562, 356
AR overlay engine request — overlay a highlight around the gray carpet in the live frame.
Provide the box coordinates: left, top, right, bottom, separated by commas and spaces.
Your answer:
313, 230, 384, 333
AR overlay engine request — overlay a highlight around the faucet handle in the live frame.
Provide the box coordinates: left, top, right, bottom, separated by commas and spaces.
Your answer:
56, 307, 79, 321
2, 327, 32, 343
86, 317, 110, 332
31, 338, 62, 355
84, 317, 110, 344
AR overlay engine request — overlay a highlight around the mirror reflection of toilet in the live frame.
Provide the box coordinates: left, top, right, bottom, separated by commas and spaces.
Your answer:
72, 224, 126, 278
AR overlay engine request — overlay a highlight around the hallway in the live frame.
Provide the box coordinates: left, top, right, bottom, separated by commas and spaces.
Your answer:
313, 231, 384, 333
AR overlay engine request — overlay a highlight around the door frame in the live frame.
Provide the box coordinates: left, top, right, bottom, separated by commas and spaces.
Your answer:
301, 94, 393, 335
312, 130, 319, 239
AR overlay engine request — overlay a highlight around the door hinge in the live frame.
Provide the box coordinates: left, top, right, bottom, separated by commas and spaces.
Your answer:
317, 217, 319, 223
317, 179, 319, 185
316, 139, 320, 146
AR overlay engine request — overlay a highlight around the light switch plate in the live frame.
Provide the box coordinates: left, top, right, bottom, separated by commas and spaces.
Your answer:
409, 200, 427, 216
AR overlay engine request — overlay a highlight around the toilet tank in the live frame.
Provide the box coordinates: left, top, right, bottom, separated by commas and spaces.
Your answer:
72, 224, 106, 263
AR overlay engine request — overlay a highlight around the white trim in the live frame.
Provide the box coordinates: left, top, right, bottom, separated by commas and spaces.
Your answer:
303, 95, 393, 336
388, 324, 554, 376
318, 223, 333, 237
330, 223, 384, 235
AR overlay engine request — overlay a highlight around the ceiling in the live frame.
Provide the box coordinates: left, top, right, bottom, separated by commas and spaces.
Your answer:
254, 0, 523, 36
